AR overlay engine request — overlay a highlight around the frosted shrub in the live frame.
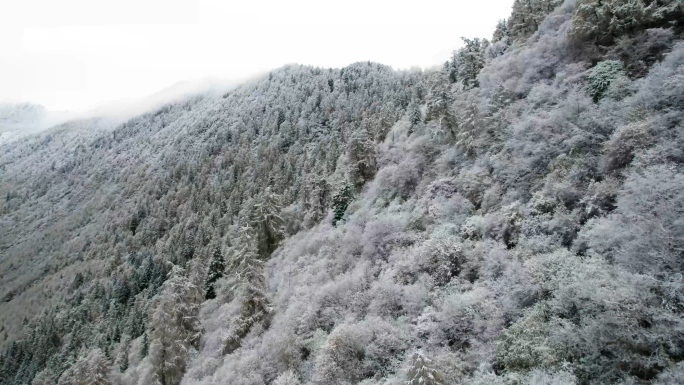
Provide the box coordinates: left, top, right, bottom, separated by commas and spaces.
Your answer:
529, 191, 557, 215
629, 42, 684, 111
313, 318, 410, 385
609, 28, 675, 77
428, 287, 503, 362
273, 370, 301, 385
654, 362, 684, 385
418, 231, 465, 286
367, 273, 410, 318
461, 215, 484, 241
586, 60, 627, 102
481, 244, 539, 323
521, 368, 577, 385
602, 121, 653, 172
579, 177, 619, 219
360, 215, 411, 261
313, 323, 372, 384
362, 317, 412, 378
480, 183, 503, 214
496, 304, 564, 372
455, 168, 492, 209
374, 155, 422, 200
577, 165, 684, 275
466, 365, 508, 385
483, 203, 524, 247
31, 369, 57, 385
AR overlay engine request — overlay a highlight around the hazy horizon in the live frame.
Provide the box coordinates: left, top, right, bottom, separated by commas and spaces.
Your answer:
1, 0, 514, 112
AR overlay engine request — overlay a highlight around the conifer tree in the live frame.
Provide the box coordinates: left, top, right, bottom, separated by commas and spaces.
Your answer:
148, 265, 202, 385
204, 246, 225, 300
140, 332, 149, 358
251, 187, 284, 258
117, 337, 130, 373
332, 184, 354, 227
407, 101, 423, 129
57, 349, 112, 385
455, 37, 488, 89
484, 85, 513, 141
308, 173, 331, 224
570, 0, 682, 45
406, 351, 443, 385
492, 19, 510, 43
586, 60, 628, 102
457, 94, 482, 157
31, 368, 58, 385
347, 129, 377, 190
224, 227, 273, 354
509, 0, 562, 41
426, 72, 457, 142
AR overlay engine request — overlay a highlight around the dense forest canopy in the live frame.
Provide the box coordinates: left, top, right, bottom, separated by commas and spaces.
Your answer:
1, 0, 683, 384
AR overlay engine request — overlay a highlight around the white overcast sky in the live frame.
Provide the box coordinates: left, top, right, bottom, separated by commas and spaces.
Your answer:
0, 0, 514, 111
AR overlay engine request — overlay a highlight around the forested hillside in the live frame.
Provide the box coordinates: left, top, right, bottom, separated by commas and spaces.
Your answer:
1, 0, 683, 384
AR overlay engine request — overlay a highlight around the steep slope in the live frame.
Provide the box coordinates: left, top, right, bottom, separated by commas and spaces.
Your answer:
178, 3, 684, 383
0, 62, 417, 384
2, 0, 684, 384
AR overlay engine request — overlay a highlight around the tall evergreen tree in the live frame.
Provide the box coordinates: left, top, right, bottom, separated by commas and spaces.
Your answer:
347, 129, 377, 190
140, 332, 149, 358
426, 72, 457, 142
451, 37, 488, 89
148, 266, 202, 385
251, 187, 285, 258
509, 0, 562, 41
307, 173, 331, 225
224, 227, 273, 354
407, 100, 423, 129
456, 93, 483, 157
204, 246, 225, 300
492, 19, 510, 43
331, 184, 354, 227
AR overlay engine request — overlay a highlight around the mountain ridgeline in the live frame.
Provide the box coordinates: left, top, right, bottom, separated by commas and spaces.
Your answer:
1, 0, 683, 384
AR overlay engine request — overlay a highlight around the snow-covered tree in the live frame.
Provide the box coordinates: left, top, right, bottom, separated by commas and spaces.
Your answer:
492, 19, 510, 43
204, 246, 225, 300
586, 60, 628, 102
347, 128, 377, 189
331, 183, 354, 227
306, 173, 331, 225
148, 265, 202, 385
223, 226, 273, 354
407, 100, 423, 128
405, 351, 443, 385
451, 37, 489, 89
509, 0, 562, 41
456, 93, 483, 157
251, 187, 284, 257
570, 0, 683, 45
425, 72, 457, 142
57, 349, 111, 385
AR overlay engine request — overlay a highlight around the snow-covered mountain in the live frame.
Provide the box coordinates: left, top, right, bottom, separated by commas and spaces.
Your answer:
0, 103, 54, 142
1, 1, 683, 385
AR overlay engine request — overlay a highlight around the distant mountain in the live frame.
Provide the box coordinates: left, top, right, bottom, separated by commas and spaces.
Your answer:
82, 76, 243, 121
0, 102, 47, 125
0, 78, 241, 143
0, 103, 49, 142
0, 103, 90, 143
